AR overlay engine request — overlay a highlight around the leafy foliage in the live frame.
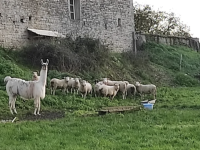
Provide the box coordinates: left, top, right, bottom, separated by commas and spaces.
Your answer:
20, 37, 110, 74
174, 73, 199, 87
134, 2, 191, 37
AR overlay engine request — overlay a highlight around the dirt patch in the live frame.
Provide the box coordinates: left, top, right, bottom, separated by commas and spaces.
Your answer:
21, 110, 65, 121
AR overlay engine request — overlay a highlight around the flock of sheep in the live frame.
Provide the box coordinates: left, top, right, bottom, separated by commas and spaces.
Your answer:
4, 58, 157, 116
33, 72, 157, 100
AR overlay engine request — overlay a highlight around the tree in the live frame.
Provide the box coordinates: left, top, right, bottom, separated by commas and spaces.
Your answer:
134, 3, 191, 37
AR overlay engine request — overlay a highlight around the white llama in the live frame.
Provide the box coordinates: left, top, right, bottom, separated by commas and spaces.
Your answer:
4, 59, 49, 115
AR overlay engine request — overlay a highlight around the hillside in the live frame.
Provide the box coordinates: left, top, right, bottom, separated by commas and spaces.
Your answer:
2, 41, 200, 149
0, 41, 200, 119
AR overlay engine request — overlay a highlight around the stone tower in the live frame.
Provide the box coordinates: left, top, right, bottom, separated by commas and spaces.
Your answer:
0, 0, 135, 52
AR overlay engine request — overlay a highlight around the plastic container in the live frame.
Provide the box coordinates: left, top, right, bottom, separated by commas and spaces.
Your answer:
143, 103, 154, 110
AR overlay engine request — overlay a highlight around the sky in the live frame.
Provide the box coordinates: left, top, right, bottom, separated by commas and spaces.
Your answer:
134, 0, 200, 39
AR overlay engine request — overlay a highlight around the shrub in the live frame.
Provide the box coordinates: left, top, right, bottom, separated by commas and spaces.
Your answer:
174, 73, 199, 87
20, 37, 111, 74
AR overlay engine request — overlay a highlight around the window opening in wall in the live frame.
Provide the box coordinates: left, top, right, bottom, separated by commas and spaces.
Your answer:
0, 13, 2, 17
29, 16, 32, 21
118, 18, 121, 27
105, 23, 107, 30
20, 18, 24, 23
69, 0, 80, 20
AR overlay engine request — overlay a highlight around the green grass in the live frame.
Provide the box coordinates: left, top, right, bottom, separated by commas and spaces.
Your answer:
1, 87, 200, 149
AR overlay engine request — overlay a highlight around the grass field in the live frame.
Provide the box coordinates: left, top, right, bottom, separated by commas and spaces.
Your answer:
1, 87, 200, 150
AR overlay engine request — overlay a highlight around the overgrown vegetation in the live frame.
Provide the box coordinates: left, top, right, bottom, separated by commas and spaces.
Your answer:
20, 37, 110, 73
1, 38, 200, 149
134, 2, 191, 37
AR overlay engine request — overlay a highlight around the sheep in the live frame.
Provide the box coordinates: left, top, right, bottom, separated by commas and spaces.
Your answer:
135, 81, 156, 100
65, 77, 80, 94
4, 59, 49, 115
72, 78, 81, 94
78, 80, 92, 99
99, 83, 120, 100
126, 83, 136, 98
102, 78, 128, 99
50, 77, 68, 95
93, 81, 105, 97
32, 71, 40, 81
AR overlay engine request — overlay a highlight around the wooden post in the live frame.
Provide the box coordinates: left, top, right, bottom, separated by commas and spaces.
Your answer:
179, 54, 182, 71
132, 32, 137, 56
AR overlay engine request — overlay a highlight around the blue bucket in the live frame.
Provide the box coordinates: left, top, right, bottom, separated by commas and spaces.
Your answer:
143, 103, 154, 110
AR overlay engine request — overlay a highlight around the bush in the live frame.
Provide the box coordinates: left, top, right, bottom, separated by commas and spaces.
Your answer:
20, 37, 111, 73
174, 73, 199, 87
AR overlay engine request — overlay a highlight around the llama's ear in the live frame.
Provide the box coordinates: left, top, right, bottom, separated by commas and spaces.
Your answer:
46, 59, 49, 64
41, 59, 44, 64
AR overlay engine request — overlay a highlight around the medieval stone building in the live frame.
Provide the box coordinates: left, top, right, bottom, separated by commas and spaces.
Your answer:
0, 0, 135, 52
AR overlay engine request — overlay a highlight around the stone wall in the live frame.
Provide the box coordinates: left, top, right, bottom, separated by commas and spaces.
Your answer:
0, 0, 135, 52
136, 33, 200, 52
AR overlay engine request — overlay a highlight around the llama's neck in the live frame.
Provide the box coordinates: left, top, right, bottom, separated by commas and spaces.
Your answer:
39, 68, 47, 86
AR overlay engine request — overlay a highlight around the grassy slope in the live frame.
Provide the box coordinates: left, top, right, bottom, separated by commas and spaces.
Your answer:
1, 43, 200, 149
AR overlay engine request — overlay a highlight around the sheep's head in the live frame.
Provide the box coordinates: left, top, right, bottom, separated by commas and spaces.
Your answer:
135, 82, 141, 87
114, 83, 120, 90
81, 80, 87, 87
75, 78, 79, 83
64, 77, 70, 82
94, 79, 99, 84
32, 72, 38, 77
102, 78, 109, 85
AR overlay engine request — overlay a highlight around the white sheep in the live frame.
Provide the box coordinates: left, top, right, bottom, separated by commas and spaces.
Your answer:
135, 81, 156, 100
78, 80, 92, 99
126, 83, 136, 98
32, 71, 40, 81
99, 83, 120, 100
65, 77, 74, 93
93, 81, 105, 97
4, 59, 49, 115
72, 78, 81, 94
102, 78, 128, 99
50, 77, 68, 95
65, 77, 80, 94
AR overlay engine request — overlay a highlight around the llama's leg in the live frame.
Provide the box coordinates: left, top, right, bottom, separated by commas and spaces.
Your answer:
34, 98, 38, 115
37, 99, 41, 115
9, 97, 14, 114
12, 97, 17, 114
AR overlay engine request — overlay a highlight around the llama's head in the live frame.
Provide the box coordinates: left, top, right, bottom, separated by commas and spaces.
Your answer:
41, 59, 49, 70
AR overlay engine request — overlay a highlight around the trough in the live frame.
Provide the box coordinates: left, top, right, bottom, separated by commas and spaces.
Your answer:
97, 106, 141, 115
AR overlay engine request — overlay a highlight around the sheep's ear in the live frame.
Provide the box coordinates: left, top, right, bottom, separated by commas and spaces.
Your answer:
41, 59, 44, 64
46, 59, 49, 64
